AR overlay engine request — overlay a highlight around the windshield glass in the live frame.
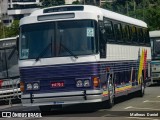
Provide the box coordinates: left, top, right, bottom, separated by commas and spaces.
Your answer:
0, 40, 19, 79
151, 38, 160, 59
20, 20, 97, 59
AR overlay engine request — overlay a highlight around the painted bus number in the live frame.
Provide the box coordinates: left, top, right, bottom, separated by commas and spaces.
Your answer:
51, 82, 64, 88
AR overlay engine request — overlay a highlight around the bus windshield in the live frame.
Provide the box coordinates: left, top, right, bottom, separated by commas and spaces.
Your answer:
151, 38, 160, 59
0, 44, 19, 79
20, 20, 97, 60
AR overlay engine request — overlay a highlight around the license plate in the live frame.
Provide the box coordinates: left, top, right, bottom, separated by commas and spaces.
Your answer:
51, 82, 64, 88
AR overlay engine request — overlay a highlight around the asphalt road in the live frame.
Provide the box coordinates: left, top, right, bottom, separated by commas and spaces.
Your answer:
0, 83, 160, 120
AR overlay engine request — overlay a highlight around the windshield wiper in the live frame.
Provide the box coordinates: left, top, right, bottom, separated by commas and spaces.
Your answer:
35, 43, 51, 62
60, 43, 78, 59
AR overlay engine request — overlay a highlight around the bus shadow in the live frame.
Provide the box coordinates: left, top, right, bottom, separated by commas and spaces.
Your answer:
42, 103, 99, 116
0, 98, 21, 106
114, 94, 135, 105
42, 95, 136, 116
148, 83, 160, 87
41, 93, 140, 116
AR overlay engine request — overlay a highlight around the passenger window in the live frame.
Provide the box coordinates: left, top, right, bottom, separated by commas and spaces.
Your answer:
130, 26, 137, 43
114, 23, 123, 42
122, 24, 131, 43
143, 28, 150, 45
138, 28, 144, 44
103, 19, 114, 41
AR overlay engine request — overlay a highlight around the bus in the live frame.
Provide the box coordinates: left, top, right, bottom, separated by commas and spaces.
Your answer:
19, 5, 151, 112
149, 30, 160, 84
0, 36, 20, 103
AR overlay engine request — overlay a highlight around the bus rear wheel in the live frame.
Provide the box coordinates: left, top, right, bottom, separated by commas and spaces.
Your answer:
107, 90, 114, 108
102, 84, 115, 109
137, 77, 145, 97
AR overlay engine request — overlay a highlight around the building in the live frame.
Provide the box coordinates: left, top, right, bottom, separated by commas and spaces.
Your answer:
0, 0, 41, 26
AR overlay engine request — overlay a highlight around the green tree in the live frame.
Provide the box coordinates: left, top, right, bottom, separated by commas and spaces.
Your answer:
5, 20, 19, 38
145, 6, 160, 30
0, 22, 5, 39
72, 0, 81, 4
40, 0, 65, 7
0, 20, 19, 39
102, 0, 160, 30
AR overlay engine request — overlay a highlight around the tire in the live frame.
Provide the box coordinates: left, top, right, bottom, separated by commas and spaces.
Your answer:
102, 82, 115, 109
137, 76, 145, 97
107, 89, 115, 108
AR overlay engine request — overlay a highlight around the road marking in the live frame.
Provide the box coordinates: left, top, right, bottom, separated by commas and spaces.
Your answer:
127, 117, 159, 120
157, 96, 160, 98
144, 100, 160, 103
102, 114, 116, 117
124, 106, 160, 111
124, 106, 133, 109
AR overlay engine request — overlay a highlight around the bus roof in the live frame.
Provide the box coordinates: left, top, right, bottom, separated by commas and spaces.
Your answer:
149, 30, 160, 38
21, 5, 147, 28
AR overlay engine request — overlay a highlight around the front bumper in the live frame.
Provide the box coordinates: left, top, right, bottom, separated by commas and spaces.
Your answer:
21, 90, 107, 106
151, 72, 160, 81
0, 88, 21, 100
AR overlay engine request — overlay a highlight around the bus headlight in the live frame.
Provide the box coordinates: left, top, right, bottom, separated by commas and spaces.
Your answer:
33, 82, 40, 90
26, 83, 32, 90
76, 80, 83, 87
84, 80, 90, 87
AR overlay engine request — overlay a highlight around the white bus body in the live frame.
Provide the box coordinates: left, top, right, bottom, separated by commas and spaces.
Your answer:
19, 5, 151, 111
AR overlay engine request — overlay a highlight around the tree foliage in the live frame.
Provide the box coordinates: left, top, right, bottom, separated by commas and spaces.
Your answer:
1, 0, 160, 39
102, 0, 160, 30
0, 20, 19, 39
72, 0, 81, 4
40, 0, 65, 7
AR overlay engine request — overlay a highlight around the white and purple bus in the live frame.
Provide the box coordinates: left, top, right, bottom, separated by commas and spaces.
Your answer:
19, 5, 151, 112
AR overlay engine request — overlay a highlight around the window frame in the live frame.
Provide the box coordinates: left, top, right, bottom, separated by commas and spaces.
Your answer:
103, 17, 115, 42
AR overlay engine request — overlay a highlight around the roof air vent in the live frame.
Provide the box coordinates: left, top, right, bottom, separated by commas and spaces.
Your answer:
43, 6, 84, 13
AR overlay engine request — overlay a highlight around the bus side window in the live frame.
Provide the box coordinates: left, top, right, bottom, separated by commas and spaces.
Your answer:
103, 19, 114, 41
143, 28, 150, 45
114, 23, 123, 42
122, 24, 131, 43
138, 28, 144, 44
130, 26, 138, 43
126, 25, 131, 43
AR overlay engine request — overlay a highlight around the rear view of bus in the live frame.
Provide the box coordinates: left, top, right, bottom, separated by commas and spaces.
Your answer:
150, 31, 160, 83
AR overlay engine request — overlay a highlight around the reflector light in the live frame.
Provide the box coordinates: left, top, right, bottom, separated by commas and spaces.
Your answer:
93, 77, 99, 87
